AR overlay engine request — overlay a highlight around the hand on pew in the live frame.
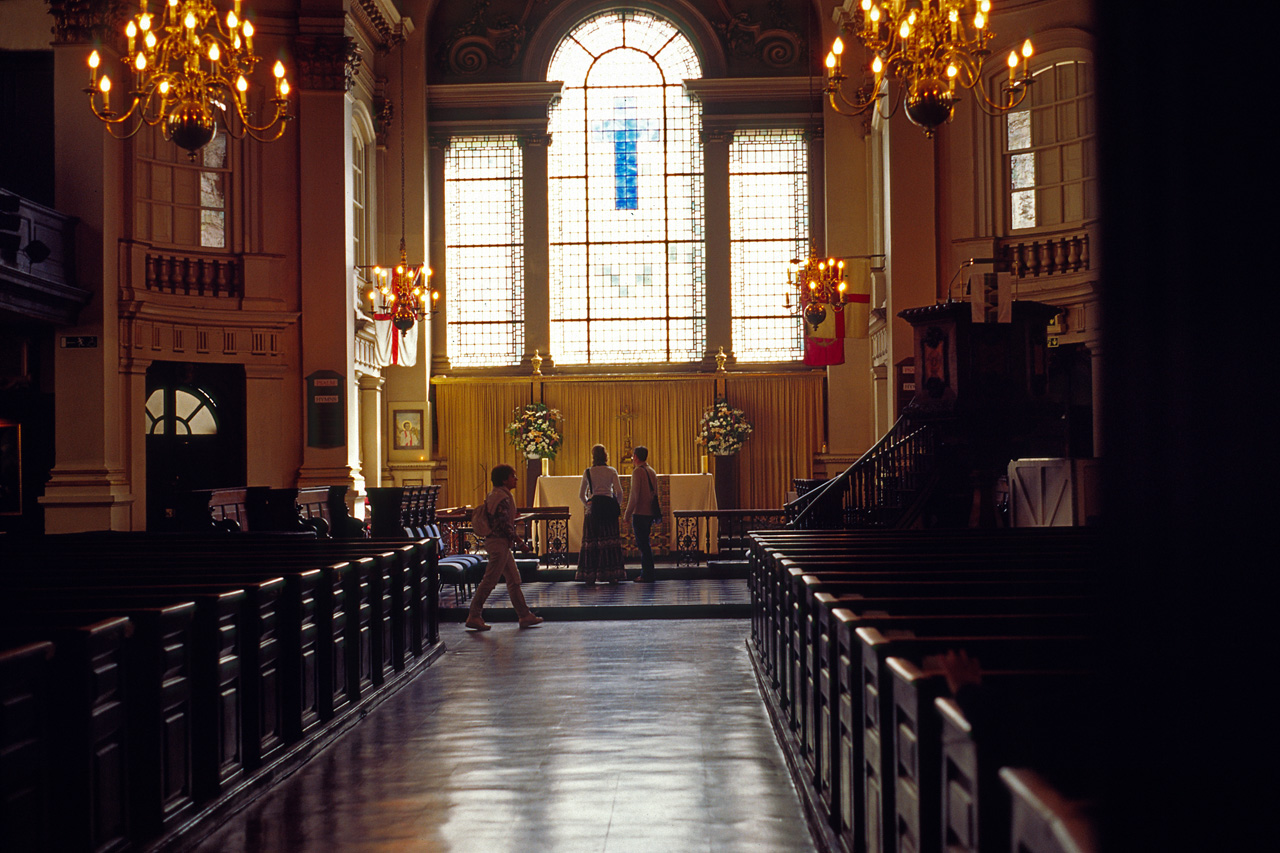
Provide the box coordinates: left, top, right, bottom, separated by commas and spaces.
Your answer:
924, 648, 983, 695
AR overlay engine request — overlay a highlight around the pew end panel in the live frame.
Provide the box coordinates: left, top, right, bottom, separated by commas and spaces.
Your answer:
999, 767, 1098, 853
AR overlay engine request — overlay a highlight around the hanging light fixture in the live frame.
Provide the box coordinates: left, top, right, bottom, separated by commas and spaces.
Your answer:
824, 0, 1034, 137
84, 0, 292, 157
359, 35, 435, 332
787, 257, 849, 330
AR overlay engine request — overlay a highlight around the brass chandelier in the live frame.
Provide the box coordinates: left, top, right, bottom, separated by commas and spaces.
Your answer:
825, 0, 1034, 137
787, 256, 849, 330
85, 0, 292, 156
359, 36, 435, 332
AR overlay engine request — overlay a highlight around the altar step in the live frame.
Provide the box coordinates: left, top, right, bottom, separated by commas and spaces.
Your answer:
439, 575, 751, 622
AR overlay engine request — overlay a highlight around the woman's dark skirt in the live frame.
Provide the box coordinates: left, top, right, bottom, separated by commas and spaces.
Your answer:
576, 495, 627, 583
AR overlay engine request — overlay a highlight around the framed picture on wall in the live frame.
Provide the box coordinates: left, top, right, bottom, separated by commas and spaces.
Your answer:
0, 423, 21, 515
392, 409, 424, 450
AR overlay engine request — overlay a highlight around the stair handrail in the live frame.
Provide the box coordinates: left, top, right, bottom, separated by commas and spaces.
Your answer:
787, 415, 936, 529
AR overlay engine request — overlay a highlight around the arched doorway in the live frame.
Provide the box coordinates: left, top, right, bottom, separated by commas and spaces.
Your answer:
145, 361, 246, 529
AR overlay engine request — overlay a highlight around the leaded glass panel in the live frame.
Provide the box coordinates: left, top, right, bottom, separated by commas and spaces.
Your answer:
730, 129, 807, 362
445, 135, 525, 367
548, 9, 704, 365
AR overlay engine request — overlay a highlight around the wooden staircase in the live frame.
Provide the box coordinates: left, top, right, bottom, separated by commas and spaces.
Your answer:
785, 415, 940, 530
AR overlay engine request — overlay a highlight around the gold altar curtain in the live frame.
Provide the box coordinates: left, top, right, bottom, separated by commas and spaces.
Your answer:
435, 380, 532, 507
725, 373, 825, 509
434, 372, 823, 509
542, 378, 716, 478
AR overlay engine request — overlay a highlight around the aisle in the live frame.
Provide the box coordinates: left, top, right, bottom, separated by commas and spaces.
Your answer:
191, 620, 818, 853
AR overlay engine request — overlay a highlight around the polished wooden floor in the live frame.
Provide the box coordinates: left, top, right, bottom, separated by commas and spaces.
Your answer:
190, 580, 818, 853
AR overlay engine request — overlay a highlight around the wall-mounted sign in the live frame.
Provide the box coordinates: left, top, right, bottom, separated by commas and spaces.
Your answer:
306, 370, 345, 448
60, 336, 98, 348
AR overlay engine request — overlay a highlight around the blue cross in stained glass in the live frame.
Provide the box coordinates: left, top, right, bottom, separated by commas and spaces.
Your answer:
590, 97, 661, 210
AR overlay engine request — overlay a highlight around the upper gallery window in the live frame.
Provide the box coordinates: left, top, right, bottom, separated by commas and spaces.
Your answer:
352, 129, 370, 278
135, 128, 230, 249
730, 129, 808, 362
444, 135, 526, 368
546, 10, 705, 365
1006, 59, 1096, 231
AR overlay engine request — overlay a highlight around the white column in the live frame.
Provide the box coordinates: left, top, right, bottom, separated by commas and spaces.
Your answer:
702, 129, 732, 364
358, 372, 385, 488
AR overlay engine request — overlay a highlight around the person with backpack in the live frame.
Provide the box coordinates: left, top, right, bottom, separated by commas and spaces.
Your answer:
623, 445, 660, 583
465, 464, 544, 631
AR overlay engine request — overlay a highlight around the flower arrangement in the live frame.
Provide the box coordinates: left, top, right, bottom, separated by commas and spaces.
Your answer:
506, 402, 563, 459
699, 398, 753, 455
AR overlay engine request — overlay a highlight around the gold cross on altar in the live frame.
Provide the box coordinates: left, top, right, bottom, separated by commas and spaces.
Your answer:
617, 407, 636, 473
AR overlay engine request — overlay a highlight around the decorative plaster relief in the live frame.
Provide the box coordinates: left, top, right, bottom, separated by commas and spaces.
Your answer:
297, 35, 363, 92
48, 0, 129, 45
715, 0, 806, 69
439, 1, 527, 76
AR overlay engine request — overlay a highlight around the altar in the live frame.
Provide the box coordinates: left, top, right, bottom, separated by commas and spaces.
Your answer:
532, 473, 717, 555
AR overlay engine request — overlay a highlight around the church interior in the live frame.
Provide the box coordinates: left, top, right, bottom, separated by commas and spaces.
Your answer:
0, 0, 1269, 851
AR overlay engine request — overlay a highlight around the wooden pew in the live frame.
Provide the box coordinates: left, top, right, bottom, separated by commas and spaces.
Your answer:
936, 677, 1100, 853
1, 533, 444, 853
11, 585, 251, 800
890, 663, 1096, 853
0, 641, 55, 853
0, 618, 132, 853
7, 535, 437, 708
848, 630, 1097, 853
999, 767, 1097, 853
5, 603, 198, 844
806, 604, 1096, 848
781, 567, 1095, 753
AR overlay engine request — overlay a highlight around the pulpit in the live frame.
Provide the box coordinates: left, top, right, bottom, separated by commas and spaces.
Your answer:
898, 299, 1062, 526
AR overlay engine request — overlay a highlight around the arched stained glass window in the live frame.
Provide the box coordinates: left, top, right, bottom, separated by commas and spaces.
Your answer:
547, 10, 705, 365
145, 387, 219, 435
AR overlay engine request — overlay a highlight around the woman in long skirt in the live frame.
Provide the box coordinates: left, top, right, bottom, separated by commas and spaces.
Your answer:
576, 443, 628, 584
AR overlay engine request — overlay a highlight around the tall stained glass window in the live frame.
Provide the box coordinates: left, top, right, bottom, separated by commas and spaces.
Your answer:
1005, 59, 1096, 231
730, 129, 808, 362
445, 135, 525, 367
547, 10, 705, 365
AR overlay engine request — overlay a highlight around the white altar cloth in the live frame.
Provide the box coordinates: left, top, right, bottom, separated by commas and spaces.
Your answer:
532, 473, 717, 554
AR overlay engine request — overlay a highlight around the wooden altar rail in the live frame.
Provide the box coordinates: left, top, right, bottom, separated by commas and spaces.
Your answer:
672, 508, 789, 568
436, 506, 573, 567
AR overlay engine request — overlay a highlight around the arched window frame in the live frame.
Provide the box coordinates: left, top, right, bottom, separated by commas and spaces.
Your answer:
144, 386, 220, 436
545, 8, 707, 366
426, 2, 823, 373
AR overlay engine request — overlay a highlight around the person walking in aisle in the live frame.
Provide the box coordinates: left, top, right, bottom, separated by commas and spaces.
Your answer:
576, 444, 628, 585
623, 445, 660, 583
466, 464, 544, 631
